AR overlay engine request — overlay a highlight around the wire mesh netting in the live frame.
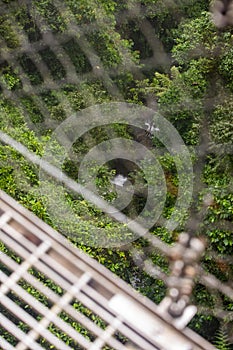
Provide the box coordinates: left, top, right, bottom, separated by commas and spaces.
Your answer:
0, 190, 217, 350
0, 0, 233, 349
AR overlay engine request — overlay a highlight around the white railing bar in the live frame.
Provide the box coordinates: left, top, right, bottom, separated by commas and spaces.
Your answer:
89, 316, 123, 350
0, 292, 75, 350
0, 253, 124, 347
15, 273, 92, 350
0, 313, 44, 350
0, 239, 50, 296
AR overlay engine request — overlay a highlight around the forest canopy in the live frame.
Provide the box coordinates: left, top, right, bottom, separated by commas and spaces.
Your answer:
0, 0, 233, 348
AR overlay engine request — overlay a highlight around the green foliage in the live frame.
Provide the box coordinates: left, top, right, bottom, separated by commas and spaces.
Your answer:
34, 0, 67, 33
0, 98, 25, 127
0, 64, 21, 90
0, 15, 19, 48
19, 54, 43, 85
188, 313, 219, 342
172, 12, 217, 66
20, 96, 45, 124
210, 101, 233, 143
39, 47, 66, 80
214, 326, 231, 350
183, 57, 213, 97
15, 5, 42, 42
63, 39, 92, 74
0, 0, 233, 347
219, 45, 233, 90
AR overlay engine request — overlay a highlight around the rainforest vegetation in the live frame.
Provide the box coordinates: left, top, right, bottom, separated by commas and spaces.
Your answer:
0, 0, 233, 348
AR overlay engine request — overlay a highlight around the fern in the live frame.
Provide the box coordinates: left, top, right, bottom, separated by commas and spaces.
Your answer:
214, 326, 230, 350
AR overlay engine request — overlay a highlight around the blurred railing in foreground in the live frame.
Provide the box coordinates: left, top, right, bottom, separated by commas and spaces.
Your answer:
0, 190, 216, 350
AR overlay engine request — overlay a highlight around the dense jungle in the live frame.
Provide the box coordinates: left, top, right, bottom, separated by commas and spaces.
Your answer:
0, 0, 233, 348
